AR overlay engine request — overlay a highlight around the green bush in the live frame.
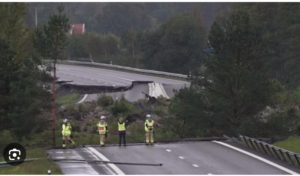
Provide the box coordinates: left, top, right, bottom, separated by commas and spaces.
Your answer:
97, 94, 114, 107
57, 94, 79, 105
0, 130, 16, 153
111, 98, 137, 116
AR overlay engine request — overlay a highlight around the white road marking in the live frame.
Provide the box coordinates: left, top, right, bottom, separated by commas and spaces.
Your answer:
166, 149, 171, 152
193, 164, 199, 168
113, 85, 116, 87
77, 94, 88, 104
208, 173, 213, 175
213, 141, 299, 175
55, 151, 64, 153
87, 147, 125, 175
53, 157, 65, 159
179, 156, 184, 159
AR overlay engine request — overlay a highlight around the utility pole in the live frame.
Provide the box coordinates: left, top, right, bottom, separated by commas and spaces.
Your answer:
51, 58, 57, 148
35, 7, 37, 27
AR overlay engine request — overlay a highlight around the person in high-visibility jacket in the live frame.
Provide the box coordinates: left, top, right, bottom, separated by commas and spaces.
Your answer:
62, 119, 75, 149
97, 116, 108, 146
118, 118, 127, 147
145, 114, 154, 145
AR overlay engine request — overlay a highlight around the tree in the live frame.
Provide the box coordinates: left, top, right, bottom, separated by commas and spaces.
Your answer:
141, 13, 206, 74
34, 4, 70, 147
0, 3, 33, 60
0, 38, 51, 139
166, 87, 208, 138
242, 3, 300, 88
121, 29, 137, 58
191, 9, 276, 134
96, 3, 154, 34
103, 33, 121, 56
68, 35, 89, 59
84, 32, 104, 59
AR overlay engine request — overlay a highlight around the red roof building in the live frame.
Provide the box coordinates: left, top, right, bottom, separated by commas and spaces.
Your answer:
70, 23, 85, 35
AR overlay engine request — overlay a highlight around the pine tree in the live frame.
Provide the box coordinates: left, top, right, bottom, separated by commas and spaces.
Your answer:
191, 8, 276, 134
34, 4, 70, 147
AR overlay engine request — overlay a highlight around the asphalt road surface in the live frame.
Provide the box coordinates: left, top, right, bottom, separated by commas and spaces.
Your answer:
47, 141, 300, 175
55, 64, 189, 102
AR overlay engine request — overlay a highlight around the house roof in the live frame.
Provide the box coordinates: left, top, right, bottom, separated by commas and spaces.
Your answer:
70, 23, 85, 35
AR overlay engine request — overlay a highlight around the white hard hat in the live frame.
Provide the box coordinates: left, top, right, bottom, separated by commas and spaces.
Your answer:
101, 116, 106, 120
63, 119, 68, 123
146, 114, 151, 118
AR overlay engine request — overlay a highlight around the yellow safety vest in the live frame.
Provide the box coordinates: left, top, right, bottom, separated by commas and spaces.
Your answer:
145, 120, 154, 132
97, 122, 107, 134
118, 122, 126, 131
62, 123, 72, 136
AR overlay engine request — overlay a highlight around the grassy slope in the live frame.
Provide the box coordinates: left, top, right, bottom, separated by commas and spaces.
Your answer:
0, 148, 62, 174
57, 94, 79, 105
273, 136, 300, 154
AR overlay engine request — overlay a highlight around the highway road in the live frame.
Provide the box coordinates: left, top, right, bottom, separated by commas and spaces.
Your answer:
50, 64, 300, 175
47, 141, 300, 175
55, 64, 189, 102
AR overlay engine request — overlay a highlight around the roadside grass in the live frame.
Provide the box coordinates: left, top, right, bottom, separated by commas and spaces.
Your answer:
0, 148, 62, 174
273, 136, 300, 154
57, 93, 79, 105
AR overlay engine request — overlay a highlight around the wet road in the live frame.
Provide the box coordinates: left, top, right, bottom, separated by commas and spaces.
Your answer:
47, 141, 300, 175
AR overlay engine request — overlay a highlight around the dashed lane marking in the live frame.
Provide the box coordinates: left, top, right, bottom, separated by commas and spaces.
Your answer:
192, 164, 199, 168
166, 149, 171, 152
179, 156, 184, 159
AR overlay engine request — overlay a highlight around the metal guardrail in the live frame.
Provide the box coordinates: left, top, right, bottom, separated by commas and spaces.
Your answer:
43, 60, 188, 80
240, 135, 300, 167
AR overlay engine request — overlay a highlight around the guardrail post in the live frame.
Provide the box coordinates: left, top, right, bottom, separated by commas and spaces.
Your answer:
250, 139, 259, 151
248, 138, 257, 150
242, 136, 251, 148
270, 147, 281, 160
294, 154, 300, 166
254, 140, 264, 153
263, 143, 272, 155
285, 152, 295, 166
258, 142, 268, 155
278, 149, 288, 162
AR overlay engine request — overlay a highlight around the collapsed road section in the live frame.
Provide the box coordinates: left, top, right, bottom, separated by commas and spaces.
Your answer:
43, 64, 190, 102
56, 81, 187, 102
